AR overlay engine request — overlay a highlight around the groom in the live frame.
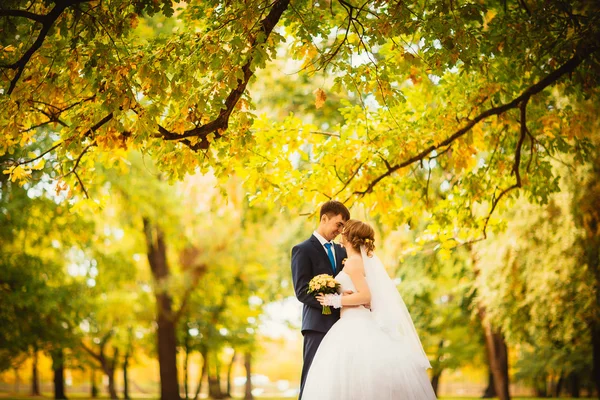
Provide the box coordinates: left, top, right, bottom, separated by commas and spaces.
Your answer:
291, 200, 350, 399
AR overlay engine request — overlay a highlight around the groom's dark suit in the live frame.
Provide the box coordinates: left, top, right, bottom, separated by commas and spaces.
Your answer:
291, 234, 347, 399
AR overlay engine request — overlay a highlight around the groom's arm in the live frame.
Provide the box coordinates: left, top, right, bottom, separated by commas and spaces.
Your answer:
291, 245, 322, 309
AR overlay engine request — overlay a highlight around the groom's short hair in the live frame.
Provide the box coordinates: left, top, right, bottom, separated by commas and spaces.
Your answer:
320, 201, 350, 221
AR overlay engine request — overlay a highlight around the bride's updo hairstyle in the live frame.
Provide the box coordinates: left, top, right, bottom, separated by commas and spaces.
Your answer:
342, 219, 375, 256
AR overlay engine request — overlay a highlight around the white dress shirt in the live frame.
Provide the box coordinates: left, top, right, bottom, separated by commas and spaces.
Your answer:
313, 230, 336, 269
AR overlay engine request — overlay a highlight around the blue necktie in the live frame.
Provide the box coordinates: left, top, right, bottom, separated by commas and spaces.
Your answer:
324, 243, 336, 273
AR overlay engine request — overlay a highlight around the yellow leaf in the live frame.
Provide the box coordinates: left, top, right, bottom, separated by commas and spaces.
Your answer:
314, 88, 327, 109
3, 165, 31, 185
32, 159, 45, 170
483, 10, 497, 30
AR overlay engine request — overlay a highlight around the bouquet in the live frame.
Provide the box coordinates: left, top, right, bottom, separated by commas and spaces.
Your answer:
307, 274, 341, 315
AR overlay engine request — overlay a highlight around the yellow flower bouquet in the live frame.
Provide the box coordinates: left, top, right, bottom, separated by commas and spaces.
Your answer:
307, 274, 341, 315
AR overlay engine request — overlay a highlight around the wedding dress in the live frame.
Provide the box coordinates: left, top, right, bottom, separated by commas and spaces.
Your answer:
301, 249, 437, 400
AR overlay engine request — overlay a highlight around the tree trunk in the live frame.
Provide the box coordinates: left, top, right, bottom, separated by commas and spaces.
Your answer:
555, 371, 564, 398
52, 349, 67, 400
192, 346, 209, 400
31, 349, 40, 396
14, 368, 20, 394
244, 351, 253, 400
208, 374, 224, 399
144, 219, 181, 400
82, 338, 118, 400
472, 249, 509, 400
430, 339, 444, 396
216, 355, 223, 397
208, 352, 224, 399
479, 308, 510, 400
226, 350, 237, 397
91, 368, 99, 398
184, 330, 190, 400
577, 166, 600, 400
431, 369, 442, 396
535, 375, 548, 397
534, 374, 547, 398
123, 354, 130, 399
107, 347, 119, 400
585, 378, 594, 398
482, 368, 497, 398
568, 372, 580, 398
593, 313, 600, 399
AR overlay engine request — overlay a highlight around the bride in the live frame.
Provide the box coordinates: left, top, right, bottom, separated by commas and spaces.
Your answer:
301, 219, 437, 400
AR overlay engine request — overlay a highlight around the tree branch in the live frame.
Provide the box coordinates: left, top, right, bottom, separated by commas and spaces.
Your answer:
350, 45, 598, 198
83, 113, 114, 138
62, 142, 94, 198
81, 342, 102, 363
479, 98, 529, 239
1, 0, 92, 94
0, 9, 45, 23
158, 0, 290, 151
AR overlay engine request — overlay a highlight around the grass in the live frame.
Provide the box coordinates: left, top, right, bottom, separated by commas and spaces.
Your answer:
0, 393, 572, 400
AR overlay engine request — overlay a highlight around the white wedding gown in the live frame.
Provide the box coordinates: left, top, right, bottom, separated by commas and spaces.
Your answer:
301, 270, 437, 400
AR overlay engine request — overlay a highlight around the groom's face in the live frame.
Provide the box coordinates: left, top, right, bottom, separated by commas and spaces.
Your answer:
321, 213, 346, 242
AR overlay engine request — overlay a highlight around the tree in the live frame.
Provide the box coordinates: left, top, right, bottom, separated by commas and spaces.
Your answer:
379, 219, 484, 396
0, 142, 94, 399
474, 170, 596, 399
1, 0, 598, 244
571, 135, 600, 397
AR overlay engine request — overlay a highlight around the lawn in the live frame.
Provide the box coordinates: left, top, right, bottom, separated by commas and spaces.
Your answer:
0, 397, 574, 400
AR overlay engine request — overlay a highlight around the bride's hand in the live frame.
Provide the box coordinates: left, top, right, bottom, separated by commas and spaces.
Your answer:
316, 294, 339, 306
316, 294, 327, 305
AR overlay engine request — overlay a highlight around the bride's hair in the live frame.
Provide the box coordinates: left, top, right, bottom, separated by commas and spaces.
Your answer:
342, 219, 375, 256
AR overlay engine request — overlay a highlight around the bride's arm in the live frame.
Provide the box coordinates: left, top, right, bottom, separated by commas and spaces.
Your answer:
339, 259, 371, 306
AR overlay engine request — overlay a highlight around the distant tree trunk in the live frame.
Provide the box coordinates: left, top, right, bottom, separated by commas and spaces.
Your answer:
584, 377, 594, 398
226, 350, 237, 397
91, 368, 99, 398
482, 368, 497, 398
216, 356, 223, 396
184, 329, 190, 400
431, 370, 442, 396
479, 307, 510, 400
82, 336, 119, 399
31, 349, 40, 396
52, 349, 67, 400
123, 353, 130, 399
575, 156, 600, 399
472, 249, 510, 400
14, 368, 20, 394
592, 301, 600, 399
193, 346, 209, 400
208, 352, 225, 399
554, 372, 565, 397
244, 351, 253, 400
144, 219, 181, 400
567, 372, 580, 398
535, 375, 548, 397
106, 347, 119, 400
431, 339, 444, 396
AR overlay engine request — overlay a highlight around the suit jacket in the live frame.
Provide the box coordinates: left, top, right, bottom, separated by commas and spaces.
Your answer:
291, 234, 347, 334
